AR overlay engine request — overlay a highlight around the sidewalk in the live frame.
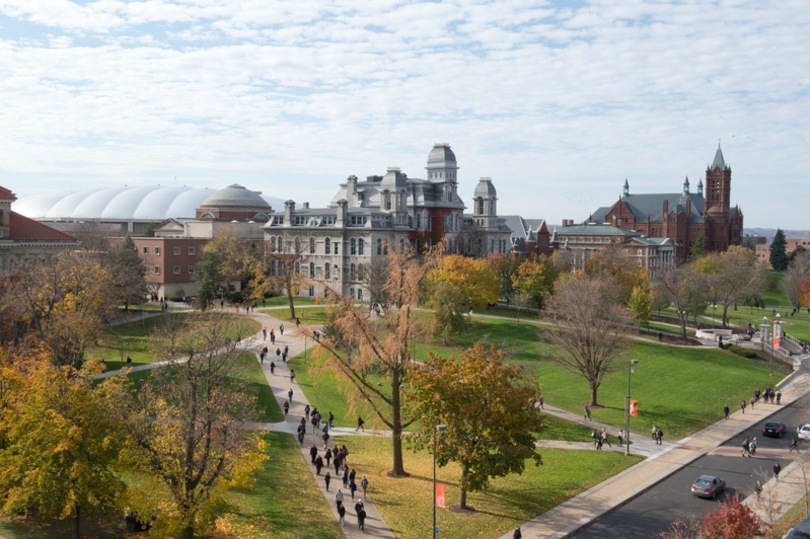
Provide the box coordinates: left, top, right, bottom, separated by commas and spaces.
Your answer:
247, 310, 397, 539
497, 371, 810, 539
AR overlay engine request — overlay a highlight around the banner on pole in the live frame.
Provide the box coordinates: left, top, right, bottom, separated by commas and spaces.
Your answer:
773, 336, 781, 350
630, 399, 639, 417
436, 483, 446, 508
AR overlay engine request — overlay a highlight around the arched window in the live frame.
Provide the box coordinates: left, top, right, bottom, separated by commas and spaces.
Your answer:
349, 288, 355, 299
351, 238, 357, 255
416, 214, 421, 229
325, 237, 331, 254
350, 263, 356, 280
309, 262, 315, 277
270, 237, 276, 252
356, 263, 364, 280
325, 263, 331, 280
358, 238, 364, 255
294, 237, 301, 253
309, 237, 315, 254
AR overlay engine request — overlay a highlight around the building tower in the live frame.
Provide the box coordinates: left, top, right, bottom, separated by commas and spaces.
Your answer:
705, 143, 731, 214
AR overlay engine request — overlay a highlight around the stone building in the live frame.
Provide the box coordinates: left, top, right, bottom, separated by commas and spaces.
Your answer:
587, 145, 743, 263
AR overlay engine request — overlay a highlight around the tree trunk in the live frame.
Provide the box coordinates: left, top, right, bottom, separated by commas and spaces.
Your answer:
460, 464, 468, 509
287, 288, 297, 320
72, 505, 80, 539
390, 366, 407, 477
590, 384, 599, 407
182, 526, 195, 539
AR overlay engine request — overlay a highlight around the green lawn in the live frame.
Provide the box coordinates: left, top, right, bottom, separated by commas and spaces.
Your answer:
239, 352, 284, 423
338, 435, 641, 539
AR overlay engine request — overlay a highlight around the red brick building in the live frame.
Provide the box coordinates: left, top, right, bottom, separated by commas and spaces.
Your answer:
587, 145, 743, 263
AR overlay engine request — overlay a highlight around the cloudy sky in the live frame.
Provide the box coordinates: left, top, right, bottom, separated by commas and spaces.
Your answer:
1, 0, 807, 229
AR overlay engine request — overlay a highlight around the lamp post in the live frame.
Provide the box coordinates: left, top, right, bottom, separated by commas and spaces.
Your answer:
433, 424, 446, 538
625, 359, 639, 456
712, 304, 717, 329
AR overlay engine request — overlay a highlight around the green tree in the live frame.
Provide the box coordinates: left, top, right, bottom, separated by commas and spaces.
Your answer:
741, 236, 756, 252
119, 312, 267, 539
628, 285, 653, 329
545, 273, 630, 405
193, 250, 221, 311
0, 355, 126, 539
488, 253, 521, 305
770, 229, 788, 272
110, 235, 148, 310
514, 256, 556, 310
426, 280, 467, 345
688, 231, 707, 261
405, 342, 543, 509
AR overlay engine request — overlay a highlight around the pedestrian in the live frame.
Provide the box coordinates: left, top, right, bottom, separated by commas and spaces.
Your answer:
750, 437, 758, 456
310, 445, 318, 464
741, 399, 746, 413
270, 361, 275, 374
651, 424, 658, 440
591, 429, 598, 448
288, 388, 293, 402
260, 351, 265, 364
315, 455, 324, 475
777, 390, 782, 404
361, 475, 369, 499
741, 437, 750, 457
349, 478, 357, 499
755, 388, 761, 402
305, 404, 311, 418
601, 428, 612, 447
754, 480, 762, 498
596, 433, 603, 451
617, 429, 624, 446
290, 369, 296, 383
774, 461, 782, 481
337, 501, 346, 526
280, 324, 285, 335
355, 500, 365, 531
276, 347, 281, 360
357, 416, 365, 432
297, 424, 305, 446
342, 467, 349, 488
658, 332, 663, 342
270, 330, 275, 345
296, 317, 301, 328
325, 471, 331, 491
262, 328, 267, 340
284, 345, 289, 357
584, 404, 591, 420
325, 447, 333, 467
655, 426, 663, 445
322, 430, 330, 449
790, 438, 799, 452
538, 394, 544, 409
723, 404, 730, 419
750, 395, 756, 409
513, 528, 523, 539
283, 400, 289, 416
329, 411, 335, 428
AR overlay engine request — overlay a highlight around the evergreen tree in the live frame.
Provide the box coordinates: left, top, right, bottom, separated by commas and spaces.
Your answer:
193, 250, 220, 311
741, 236, 755, 252
770, 228, 789, 271
688, 231, 706, 261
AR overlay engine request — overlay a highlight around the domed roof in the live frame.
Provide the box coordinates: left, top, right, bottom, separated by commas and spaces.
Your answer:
474, 178, 497, 198
200, 184, 270, 208
427, 143, 456, 164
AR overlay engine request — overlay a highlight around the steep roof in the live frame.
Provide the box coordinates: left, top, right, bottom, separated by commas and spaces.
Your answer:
0, 186, 17, 201
557, 223, 641, 237
711, 144, 726, 170
590, 192, 706, 225
9, 211, 78, 242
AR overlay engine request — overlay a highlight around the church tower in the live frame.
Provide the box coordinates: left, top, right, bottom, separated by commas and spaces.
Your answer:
705, 143, 731, 214
472, 177, 498, 230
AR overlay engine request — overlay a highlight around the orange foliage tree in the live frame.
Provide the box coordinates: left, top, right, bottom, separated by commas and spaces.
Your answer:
701, 494, 765, 539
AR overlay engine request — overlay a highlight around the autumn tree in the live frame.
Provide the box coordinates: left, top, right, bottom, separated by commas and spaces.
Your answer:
118, 312, 267, 539
203, 225, 248, 299
701, 494, 765, 539
488, 253, 521, 305
770, 229, 788, 272
698, 245, 766, 327
109, 235, 148, 310
657, 263, 708, 339
360, 256, 391, 307
268, 232, 311, 319
513, 255, 556, 310
584, 245, 649, 305
316, 246, 440, 477
0, 251, 114, 366
425, 280, 467, 345
545, 273, 630, 405
783, 251, 810, 309
429, 254, 500, 307
405, 342, 543, 509
628, 285, 653, 329
0, 353, 126, 539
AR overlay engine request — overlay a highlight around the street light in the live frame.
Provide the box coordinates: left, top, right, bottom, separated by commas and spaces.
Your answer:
625, 359, 639, 456
433, 424, 446, 539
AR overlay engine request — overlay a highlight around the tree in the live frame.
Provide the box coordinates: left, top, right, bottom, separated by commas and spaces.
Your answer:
513, 256, 556, 310
193, 250, 221, 310
770, 228, 789, 272
688, 231, 706, 261
360, 256, 391, 307
0, 354, 126, 539
654, 513, 702, 539
799, 277, 810, 309
545, 273, 630, 405
426, 281, 467, 345
584, 246, 649, 305
698, 245, 766, 327
268, 232, 310, 319
203, 225, 248, 299
316, 246, 439, 477
742, 236, 756, 252
429, 255, 500, 307
110, 235, 148, 310
488, 253, 521, 305
701, 494, 765, 539
657, 264, 708, 339
628, 285, 653, 329
405, 342, 543, 509
118, 312, 267, 539
782, 251, 810, 309
0, 251, 114, 366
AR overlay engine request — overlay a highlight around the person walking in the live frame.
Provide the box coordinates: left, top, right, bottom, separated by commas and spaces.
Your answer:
290, 369, 296, 383
315, 455, 324, 475
774, 461, 782, 481
357, 416, 365, 432
324, 471, 331, 491
304, 404, 311, 419
349, 478, 357, 500
288, 388, 293, 402
325, 447, 333, 467
584, 404, 591, 420
741, 399, 746, 414
790, 438, 799, 452
310, 445, 318, 464
342, 467, 349, 488
337, 502, 346, 527
741, 437, 750, 457
355, 500, 365, 531
750, 437, 758, 456
655, 426, 663, 445
262, 327, 267, 341
329, 411, 335, 429
280, 324, 285, 335
283, 400, 289, 416
750, 395, 756, 409
754, 479, 762, 499
513, 528, 523, 539
591, 429, 598, 448
538, 394, 544, 410
617, 429, 624, 446
270, 329, 275, 345
361, 476, 369, 500
723, 404, 730, 419
601, 428, 612, 447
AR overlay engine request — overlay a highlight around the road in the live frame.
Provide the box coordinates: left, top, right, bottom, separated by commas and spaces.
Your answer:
571, 395, 810, 539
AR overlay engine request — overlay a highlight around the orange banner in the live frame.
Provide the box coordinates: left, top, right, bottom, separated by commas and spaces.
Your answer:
773, 336, 781, 350
436, 483, 446, 508
630, 399, 639, 417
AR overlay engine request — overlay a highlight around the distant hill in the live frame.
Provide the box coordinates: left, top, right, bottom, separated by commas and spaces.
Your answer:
744, 228, 810, 240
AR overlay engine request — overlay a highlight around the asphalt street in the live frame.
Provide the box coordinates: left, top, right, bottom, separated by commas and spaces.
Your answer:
571, 394, 810, 539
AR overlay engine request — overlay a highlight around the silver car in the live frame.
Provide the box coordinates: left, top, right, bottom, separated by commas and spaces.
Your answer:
691, 475, 726, 499
798, 424, 810, 441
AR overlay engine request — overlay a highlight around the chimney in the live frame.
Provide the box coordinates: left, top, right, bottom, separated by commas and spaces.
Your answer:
284, 200, 295, 226
303, 202, 310, 209
336, 199, 348, 225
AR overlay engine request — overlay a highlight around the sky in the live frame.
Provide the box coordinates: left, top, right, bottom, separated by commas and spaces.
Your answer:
1, 0, 808, 229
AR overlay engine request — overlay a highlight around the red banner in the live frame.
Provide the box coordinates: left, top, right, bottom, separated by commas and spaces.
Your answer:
630, 399, 639, 417
773, 336, 781, 350
436, 483, 446, 508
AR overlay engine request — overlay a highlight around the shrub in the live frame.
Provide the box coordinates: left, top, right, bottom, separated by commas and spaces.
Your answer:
728, 346, 759, 359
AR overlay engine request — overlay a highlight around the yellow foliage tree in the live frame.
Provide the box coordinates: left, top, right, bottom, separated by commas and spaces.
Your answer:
429, 254, 500, 307
514, 256, 557, 310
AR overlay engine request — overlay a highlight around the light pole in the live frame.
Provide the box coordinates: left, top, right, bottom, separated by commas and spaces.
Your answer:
712, 304, 717, 329
433, 424, 446, 538
625, 359, 639, 456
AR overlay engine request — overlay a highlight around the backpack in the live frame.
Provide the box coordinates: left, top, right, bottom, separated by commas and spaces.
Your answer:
322, 424, 329, 433
361, 477, 368, 488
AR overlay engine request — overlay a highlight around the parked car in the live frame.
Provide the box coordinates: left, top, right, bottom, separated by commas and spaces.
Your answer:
798, 424, 810, 441
691, 475, 726, 499
784, 512, 810, 538
763, 421, 788, 438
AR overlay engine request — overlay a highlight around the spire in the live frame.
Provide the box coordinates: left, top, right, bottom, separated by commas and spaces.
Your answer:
683, 176, 690, 194
623, 178, 629, 196
697, 178, 704, 196
711, 142, 726, 170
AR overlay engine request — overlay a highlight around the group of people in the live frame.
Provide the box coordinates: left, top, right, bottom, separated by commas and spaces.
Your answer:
591, 428, 613, 450
741, 436, 758, 457
651, 424, 664, 445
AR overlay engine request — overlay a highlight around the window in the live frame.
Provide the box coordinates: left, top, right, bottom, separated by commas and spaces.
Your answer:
188, 246, 196, 255
188, 265, 195, 274
309, 286, 314, 297
637, 249, 643, 256
325, 263, 331, 280
154, 266, 161, 275
173, 246, 181, 255
270, 237, 277, 252
334, 241, 339, 255
350, 288, 355, 299
350, 263, 356, 280
357, 289, 363, 301
351, 238, 357, 255
310, 237, 315, 254
358, 238, 364, 255
416, 214, 421, 229
173, 266, 181, 275
154, 247, 161, 255
142, 246, 148, 255
325, 237, 331, 254
309, 262, 315, 277
294, 262, 300, 274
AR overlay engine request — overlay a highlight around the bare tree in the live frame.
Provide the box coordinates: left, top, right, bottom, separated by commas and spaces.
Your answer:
699, 246, 767, 327
267, 231, 311, 319
359, 256, 390, 307
657, 264, 708, 339
654, 512, 702, 539
545, 273, 630, 406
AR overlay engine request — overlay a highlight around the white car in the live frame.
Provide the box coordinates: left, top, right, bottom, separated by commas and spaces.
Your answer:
798, 424, 810, 440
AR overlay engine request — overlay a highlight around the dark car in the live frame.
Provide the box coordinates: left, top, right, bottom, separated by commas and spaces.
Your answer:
763, 421, 788, 437
691, 475, 726, 499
